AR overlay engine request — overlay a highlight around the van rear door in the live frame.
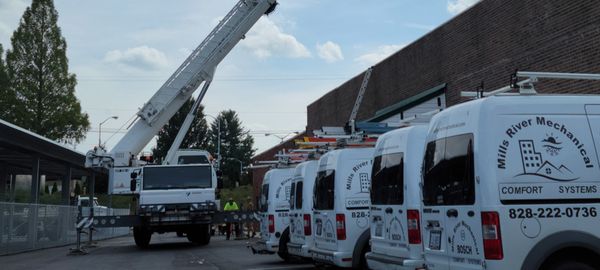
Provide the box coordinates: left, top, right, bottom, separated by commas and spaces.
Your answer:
313, 169, 337, 252
423, 133, 483, 270
370, 152, 408, 258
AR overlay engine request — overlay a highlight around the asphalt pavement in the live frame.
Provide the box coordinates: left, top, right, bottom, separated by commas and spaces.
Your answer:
0, 233, 316, 270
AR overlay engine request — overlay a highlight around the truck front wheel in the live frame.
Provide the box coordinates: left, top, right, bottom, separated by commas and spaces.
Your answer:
133, 227, 152, 248
187, 224, 210, 246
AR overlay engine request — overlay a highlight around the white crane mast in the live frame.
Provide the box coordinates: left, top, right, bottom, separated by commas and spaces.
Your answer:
86, 0, 277, 168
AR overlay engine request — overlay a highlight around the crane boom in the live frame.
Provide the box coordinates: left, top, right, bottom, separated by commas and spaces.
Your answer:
86, 0, 277, 168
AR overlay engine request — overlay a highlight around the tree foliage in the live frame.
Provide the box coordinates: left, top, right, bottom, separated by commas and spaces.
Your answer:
4, 0, 89, 143
152, 97, 210, 163
208, 110, 255, 188
0, 44, 16, 122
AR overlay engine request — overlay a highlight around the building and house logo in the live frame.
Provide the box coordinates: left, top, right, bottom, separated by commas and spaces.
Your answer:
518, 139, 577, 181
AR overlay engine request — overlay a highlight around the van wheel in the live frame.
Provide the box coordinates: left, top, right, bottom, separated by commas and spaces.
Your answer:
187, 224, 210, 246
352, 230, 371, 269
547, 260, 596, 270
277, 227, 291, 262
133, 227, 152, 248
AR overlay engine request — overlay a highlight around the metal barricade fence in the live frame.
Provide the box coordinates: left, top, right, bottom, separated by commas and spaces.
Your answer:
0, 202, 130, 256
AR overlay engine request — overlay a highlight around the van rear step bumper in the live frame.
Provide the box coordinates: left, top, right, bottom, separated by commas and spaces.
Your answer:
287, 241, 310, 258
311, 248, 352, 268
250, 240, 277, 254
365, 252, 425, 270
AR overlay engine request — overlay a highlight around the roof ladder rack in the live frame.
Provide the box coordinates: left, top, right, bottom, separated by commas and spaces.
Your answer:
461, 71, 600, 98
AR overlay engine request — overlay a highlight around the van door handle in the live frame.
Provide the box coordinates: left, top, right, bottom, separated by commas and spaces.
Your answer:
385, 207, 393, 214
446, 209, 458, 218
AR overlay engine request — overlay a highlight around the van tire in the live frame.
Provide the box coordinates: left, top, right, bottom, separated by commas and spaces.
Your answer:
277, 227, 291, 262
352, 229, 371, 269
133, 227, 152, 248
546, 260, 596, 270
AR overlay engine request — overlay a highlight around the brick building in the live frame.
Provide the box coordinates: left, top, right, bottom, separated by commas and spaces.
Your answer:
252, 0, 600, 198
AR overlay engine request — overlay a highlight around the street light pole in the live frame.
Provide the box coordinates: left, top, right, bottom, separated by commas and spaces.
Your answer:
99, 116, 118, 148
265, 131, 299, 144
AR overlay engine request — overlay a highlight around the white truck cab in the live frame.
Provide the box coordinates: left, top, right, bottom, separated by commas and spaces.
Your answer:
255, 167, 295, 258
421, 95, 600, 270
287, 160, 319, 259
311, 147, 374, 268
366, 125, 428, 270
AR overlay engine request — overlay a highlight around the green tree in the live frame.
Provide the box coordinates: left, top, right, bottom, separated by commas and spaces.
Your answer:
152, 97, 210, 163
208, 110, 255, 188
44, 184, 49, 194
0, 44, 16, 122
5, 0, 89, 143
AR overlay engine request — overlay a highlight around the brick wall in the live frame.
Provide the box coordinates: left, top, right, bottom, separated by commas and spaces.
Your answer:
307, 0, 600, 130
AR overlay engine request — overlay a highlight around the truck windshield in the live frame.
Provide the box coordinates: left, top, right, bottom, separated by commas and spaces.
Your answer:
314, 170, 335, 210
371, 153, 404, 205
259, 184, 269, 212
423, 133, 474, 206
177, 155, 209, 164
143, 166, 212, 190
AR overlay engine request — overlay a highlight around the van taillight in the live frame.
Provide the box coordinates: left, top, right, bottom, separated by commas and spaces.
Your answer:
481, 211, 503, 260
336, 214, 346, 240
268, 214, 275, 233
407, 209, 421, 244
303, 214, 312, 236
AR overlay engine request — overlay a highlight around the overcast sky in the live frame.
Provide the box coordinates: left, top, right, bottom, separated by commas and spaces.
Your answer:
0, 0, 478, 156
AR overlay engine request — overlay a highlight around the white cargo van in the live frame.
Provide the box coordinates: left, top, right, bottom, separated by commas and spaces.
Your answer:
421, 94, 600, 270
311, 147, 374, 268
365, 125, 428, 270
254, 167, 295, 259
287, 160, 319, 259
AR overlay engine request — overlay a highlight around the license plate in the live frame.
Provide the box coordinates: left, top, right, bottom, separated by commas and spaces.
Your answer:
375, 223, 383, 237
314, 252, 333, 261
429, 230, 442, 250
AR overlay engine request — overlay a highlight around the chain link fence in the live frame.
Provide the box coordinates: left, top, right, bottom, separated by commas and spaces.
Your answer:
0, 202, 130, 256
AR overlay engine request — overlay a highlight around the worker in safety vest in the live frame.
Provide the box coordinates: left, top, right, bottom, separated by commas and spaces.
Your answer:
224, 197, 239, 240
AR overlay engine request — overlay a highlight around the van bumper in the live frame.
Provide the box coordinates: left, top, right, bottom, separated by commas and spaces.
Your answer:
287, 241, 310, 258
250, 240, 277, 254
366, 252, 425, 270
311, 247, 352, 268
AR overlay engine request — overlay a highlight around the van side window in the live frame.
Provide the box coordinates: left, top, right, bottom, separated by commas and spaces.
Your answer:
295, 181, 303, 209
371, 153, 404, 205
423, 133, 474, 206
314, 170, 335, 210
259, 184, 269, 212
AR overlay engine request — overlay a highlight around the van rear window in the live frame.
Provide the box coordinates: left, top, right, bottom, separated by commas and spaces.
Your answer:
259, 184, 269, 212
295, 181, 303, 209
371, 153, 404, 205
289, 182, 296, 209
423, 133, 474, 206
314, 170, 335, 210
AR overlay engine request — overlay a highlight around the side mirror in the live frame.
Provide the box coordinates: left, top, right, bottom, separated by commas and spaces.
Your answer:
217, 178, 224, 189
130, 172, 138, 192
130, 179, 137, 192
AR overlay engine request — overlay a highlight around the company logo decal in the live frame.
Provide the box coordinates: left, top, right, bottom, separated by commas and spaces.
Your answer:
497, 116, 594, 182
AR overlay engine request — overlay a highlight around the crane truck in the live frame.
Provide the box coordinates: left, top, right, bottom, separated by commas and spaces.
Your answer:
83, 0, 278, 248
